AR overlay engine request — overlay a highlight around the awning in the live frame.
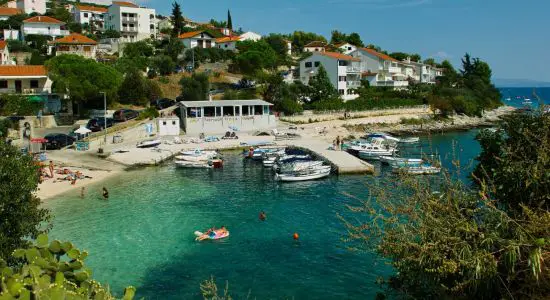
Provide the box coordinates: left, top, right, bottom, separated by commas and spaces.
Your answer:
28, 95, 46, 103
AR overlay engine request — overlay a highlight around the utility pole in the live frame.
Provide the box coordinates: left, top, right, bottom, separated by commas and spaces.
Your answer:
100, 92, 107, 144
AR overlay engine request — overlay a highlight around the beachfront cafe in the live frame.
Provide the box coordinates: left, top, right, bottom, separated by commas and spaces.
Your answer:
178, 100, 277, 135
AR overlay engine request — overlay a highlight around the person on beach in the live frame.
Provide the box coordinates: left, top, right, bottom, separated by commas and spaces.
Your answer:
336, 136, 341, 151
48, 161, 54, 178
332, 140, 336, 150
102, 187, 109, 199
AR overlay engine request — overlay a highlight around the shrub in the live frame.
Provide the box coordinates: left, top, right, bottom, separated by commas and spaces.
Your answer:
137, 107, 159, 120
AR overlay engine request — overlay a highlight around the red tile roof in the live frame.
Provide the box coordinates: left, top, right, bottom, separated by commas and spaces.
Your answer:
359, 47, 398, 62
178, 30, 212, 39
317, 51, 361, 62
77, 5, 108, 13
0, 7, 22, 16
0, 65, 47, 77
23, 16, 65, 24
216, 36, 240, 43
0, 40, 7, 50
112, 1, 139, 8
304, 41, 327, 48
362, 71, 378, 77
52, 33, 97, 45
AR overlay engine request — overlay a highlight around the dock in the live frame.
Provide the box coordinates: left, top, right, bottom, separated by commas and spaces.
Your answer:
287, 140, 374, 175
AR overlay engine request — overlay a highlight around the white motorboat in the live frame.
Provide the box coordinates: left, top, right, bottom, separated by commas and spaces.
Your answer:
175, 154, 214, 162
275, 168, 331, 182
278, 161, 324, 173
180, 149, 217, 157
137, 139, 161, 148
358, 145, 398, 160
393, 165, 441, 175
380, 156, 423, 166
398, 137, 420, 144
175, 160, 213, 168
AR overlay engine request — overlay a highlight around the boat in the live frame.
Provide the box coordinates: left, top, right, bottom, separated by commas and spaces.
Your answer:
393, 165, 441, 175
278, 161, 324, 173
358, 148, 398, 160
194, 229, 230, 241
246, 147, 285, 160
262, 152, 279, 167
175, 158, 223, 169
180, 149, 217, 157
398, 137, 420, 144
380, 156, 423, 166
136, 139, 161, 148
275, 167, 331, 182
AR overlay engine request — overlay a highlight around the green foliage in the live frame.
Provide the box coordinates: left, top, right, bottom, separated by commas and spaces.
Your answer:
118, 69, 162, 105
0, 13, 28, 30
123, 41, 154, 59
0, 234, 136, 299
227, 10, 233, 30
7, 40, 31, 53
115, 56, 149, 73
423, 58, 436, 66
263, 34, 290, 58
46, 55, 123, 106
28, 50, 48, 65
99, 29, 121, 39
171, 1, 184, 37
180, 73, 210, 101
389, 52, 421, 62
0, 94, 43, 116
149, 55, 175, 76
0, 118, 13, 137
234, 40, 279, 75
164, 38, 185, 62
200, 276, 232, 300
290, 31, 327, 53
330, 30, 364, 47
223, 89, 256, 100
184, 47, 234, 69
209, 19, 227, 29
25, 35, 52, 54
137, 107, 159, 120
0, 142, 50, 264
308, 65, 337, 102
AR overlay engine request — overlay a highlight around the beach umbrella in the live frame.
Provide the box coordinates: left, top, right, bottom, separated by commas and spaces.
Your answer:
74, 126, 92, 135
28, 95, 45, 103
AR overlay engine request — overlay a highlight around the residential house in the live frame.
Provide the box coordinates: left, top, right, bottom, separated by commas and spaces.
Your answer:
0, 7, 21, 21
8, 0, 46, 15
157, 16, 173, 32
334, 42, 357, 54
179, 30, 216, 49
73, 5, 108, 33
21, 16, 69, 40
216, 36, 240, 51
303, 41, 327, 53
0, 65, 51, 94
105, 1, 157, 43
401, 57, 442, 84
50, 33, 98, 59
350, 47, 409, 88
239, 31, 261, 42
0, 40, 13, 65
299, 51, 361, 101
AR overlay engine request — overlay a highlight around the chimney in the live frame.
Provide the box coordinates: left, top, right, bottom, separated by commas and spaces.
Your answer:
209, 93, 212, 101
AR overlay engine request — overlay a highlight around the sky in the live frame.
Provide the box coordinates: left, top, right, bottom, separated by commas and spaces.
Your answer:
140, 0, 550, 82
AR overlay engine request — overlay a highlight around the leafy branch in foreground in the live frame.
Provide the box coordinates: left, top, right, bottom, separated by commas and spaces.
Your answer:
200, 276, 233, 300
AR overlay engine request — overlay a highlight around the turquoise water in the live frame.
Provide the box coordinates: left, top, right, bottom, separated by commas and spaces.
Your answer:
45, 130, 481, 299
499, 87, 550, 108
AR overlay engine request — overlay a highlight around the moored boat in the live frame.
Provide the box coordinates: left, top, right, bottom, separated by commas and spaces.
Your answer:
137, 139, 161, 148
275, 167, 331, 182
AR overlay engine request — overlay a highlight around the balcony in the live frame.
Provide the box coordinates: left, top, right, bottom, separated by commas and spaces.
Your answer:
121, 27, 138, 33
0, 88, 51, 95
346, 66, 361, 73
347, 81, 361, 88
387, 66, 402, 74
122, 17, 138, 23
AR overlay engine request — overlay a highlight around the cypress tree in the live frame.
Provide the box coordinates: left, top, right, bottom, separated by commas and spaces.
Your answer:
171, 1, 184, 37
227, 10, 233, 30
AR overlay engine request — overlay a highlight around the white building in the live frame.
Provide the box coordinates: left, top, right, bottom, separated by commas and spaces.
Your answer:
239, 31, 261, 42
350, 47, 409, 88
299, 51, 361, 101
72, 4, 108, 32
0, 65, 51, 95
10, 0, 46, 15
157, 117, 180, 136
303, 41, 327, 53
51, 33, 98, 59
178, 30, 216, 49
400, 58, 443, 84
334, 42, 357, 54
105, 1, 156, 43
0, 40, 12, 65
0, 7, 21, 21
21, 16, 69, 40
216, 36, 240, 51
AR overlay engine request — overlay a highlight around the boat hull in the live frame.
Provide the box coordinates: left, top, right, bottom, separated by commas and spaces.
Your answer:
275, 170, 331, 182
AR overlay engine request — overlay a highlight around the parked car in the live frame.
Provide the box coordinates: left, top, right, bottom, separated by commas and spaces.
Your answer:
151, 98, 175, 110
86, 118, 115, 132
113, 109, 139, 122
44, 134, 75, 150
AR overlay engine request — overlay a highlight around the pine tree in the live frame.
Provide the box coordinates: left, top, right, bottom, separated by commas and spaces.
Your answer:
171, 1, 184, 38
309, 65, 337, 102
227, 10, 233, 30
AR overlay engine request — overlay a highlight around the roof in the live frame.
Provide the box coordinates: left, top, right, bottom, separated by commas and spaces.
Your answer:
178, 30, 214, 39
0, 40, 6, 50
362, 71, 378, 77
316, 51, 361, 62
359, 47, 398, 62
304, 41, 327, 48
76, 5, 108, 13
111, 1, 139, 8
179, 100, 273, 108
0, 65, 47, 77
52, 33, 97, 45
23, 16, 65, 24
0, 7, 22, 16
216, 36, 240, 43
334, 42, 352, 48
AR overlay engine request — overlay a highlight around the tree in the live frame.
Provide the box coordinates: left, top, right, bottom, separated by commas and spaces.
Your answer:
263, 34, 289, 58
346, 32, 363, 47
0, 234, 136, 298
291, 31, 327, 53
389, 52, 409, 61
180, 73, 209, 101
423, 58, 436, 66
227, 10, 233, 30
330, 30, 347, 45
235, 40, 278, 75
0, 142, 50, 264
164, 38, 185, 62
209, 19, 227, 29
410, 53, 421, 62
171, 1, 184, 37
123, 41, 154, 58
0, 13, 29, 30
100, 29, 121, 39
118, 68, 148, 105
149, 55, 176, 76
308, 65, 337, 102
46, 55, 122, 114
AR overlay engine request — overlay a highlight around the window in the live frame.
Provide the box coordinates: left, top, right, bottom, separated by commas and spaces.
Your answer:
254, 105, 263, 115
314, 61, 320, 67
215, 106, 222, 117
122, 13, 127, 17
150, 24, 154, 29
224, 44, 228, 48
338, 61, 348, 66
30, 80, 39, 88
338, 89, 345, 95
150, 14, 154, 19
305, 62, 312, 68
203, 106, 215, 117
315, 48, 319, 52
172, 121, 176, 125
338, 76, 347, 82
84, 13, 88, 17
0, 80, 7, 89
235, 106, 240, 116
162, 121, 166, 125
242, 105, 250, 116
223, 106, 234, 116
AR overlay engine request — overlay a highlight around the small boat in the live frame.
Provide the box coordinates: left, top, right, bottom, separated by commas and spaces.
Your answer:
278, 161, 324, 173
180, 149, 217, 156
194, 230, 230, 241
275, 168, 331, 182
136, 139, 161, 148
175, 158, 223, 169
398, 137, 420, 144
393, 164, 441, 175
380, 156, 423, 166
358, 146, 398, 160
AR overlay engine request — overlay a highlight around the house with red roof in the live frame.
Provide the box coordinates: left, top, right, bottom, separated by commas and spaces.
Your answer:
50, 33, 98, 59
216, 36, 240, 51
304, 41, 327, 53
334, 42, 357, 55
179, 30, 217, 49
299, 51, 362, 101
21, 16, 69, 40
7, 0, 46, 15
0, 7, 22, 21
105, 1, 157, 43
0, 65, 51, 95
350, 47, 409, 88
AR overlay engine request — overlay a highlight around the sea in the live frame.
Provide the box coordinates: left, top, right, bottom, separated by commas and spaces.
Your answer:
45, 130, 484, 299
498, 87, 550, 108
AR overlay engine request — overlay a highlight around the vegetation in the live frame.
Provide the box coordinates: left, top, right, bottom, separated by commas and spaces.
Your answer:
234, 40, 279, 75
180, 73, 210, 101
171, 1, 184, 37
227, 10, 233, 30
137, 107, 160, 120
330, 30, 364, 47
0, 95, 43, 116
0, 141, 50, 264
118, 69, 162, 105
290, 31, 327, 53
0, 234, 136, 299
342, 111, 550, 299
388, 51, 421, 62
307, 65, 337, 102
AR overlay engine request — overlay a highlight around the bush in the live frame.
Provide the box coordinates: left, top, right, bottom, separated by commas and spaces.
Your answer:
137, 107, 159, 120
0, 118, 13, 137
275, 97, 303, 115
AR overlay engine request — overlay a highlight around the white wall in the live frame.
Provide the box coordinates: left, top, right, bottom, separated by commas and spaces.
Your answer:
17, 0, 46, 14
106, 4, 156, 42
22, 23, 68, 39
158, 118, 180, 136
217, 41, 237, 51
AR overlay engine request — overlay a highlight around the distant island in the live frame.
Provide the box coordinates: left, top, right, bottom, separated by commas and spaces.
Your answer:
493, 78, 550, 88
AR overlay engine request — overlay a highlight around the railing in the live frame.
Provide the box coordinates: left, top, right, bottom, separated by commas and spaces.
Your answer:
57, 51, 95, 58
347, 81, 361, 87
346, 66, 361, 73
122, 17, 137, 22
121, 27, 138, 33
0, 88, 51, 94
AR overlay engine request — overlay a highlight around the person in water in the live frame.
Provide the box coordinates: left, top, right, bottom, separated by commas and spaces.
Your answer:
259, 211, 266, 221
102, 187, 109, 199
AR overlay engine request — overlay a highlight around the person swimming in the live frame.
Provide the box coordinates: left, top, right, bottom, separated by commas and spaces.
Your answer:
259, 211, 266, 221
102, 187, 109, 199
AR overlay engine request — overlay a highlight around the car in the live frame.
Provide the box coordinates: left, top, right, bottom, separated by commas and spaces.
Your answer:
44, 134, 75, 150
86, 118, 115, 132
151, 98, 175, 110
113, 109, 139, 122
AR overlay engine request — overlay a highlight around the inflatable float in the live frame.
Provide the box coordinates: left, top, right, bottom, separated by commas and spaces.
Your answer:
194, 230, 230, 241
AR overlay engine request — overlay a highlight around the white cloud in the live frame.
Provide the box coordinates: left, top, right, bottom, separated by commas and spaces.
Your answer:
430, 51, 452, 60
